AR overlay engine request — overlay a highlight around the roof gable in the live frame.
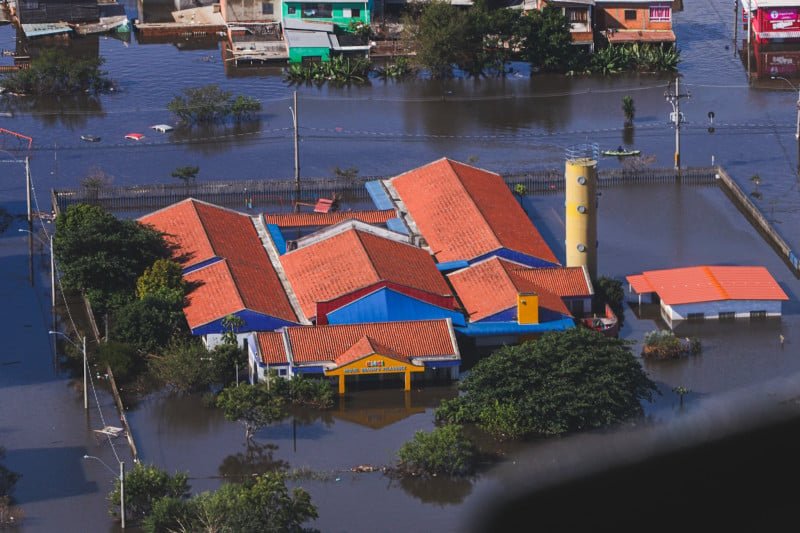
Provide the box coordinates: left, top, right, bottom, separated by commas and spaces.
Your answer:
333, 335, 410, 366
448, 257, 571, 322
281, 228, 450, 320
263, 210, 395, 228
138, 199, 215, 268
389, 158, 559, 264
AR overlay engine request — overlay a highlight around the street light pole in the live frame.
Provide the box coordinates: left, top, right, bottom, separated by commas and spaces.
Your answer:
49, 330, 87, 410
18, 228, 56, 308
770, 76, 800, 140
84, 455, 125, 529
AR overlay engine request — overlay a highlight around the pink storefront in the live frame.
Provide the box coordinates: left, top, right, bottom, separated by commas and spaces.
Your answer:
744, 0, 800, 43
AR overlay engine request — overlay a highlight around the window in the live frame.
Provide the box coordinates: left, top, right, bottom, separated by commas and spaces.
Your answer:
649, 6, 671, 22
261, 1, 273, 14
352, 8, 360, 17
279, 368, 288, 376
719, 312, 735, 321
687, 312, 705, 321
750, 310, 767, 319
566, 8, 587, 24
300, 3, 332, 18
342, 8, 352, 17
624, 9, 637, 21
287, 6, 296, 14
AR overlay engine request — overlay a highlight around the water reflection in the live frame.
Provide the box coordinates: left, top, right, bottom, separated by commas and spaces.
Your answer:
169, 120, 266, 155
218, 441, 289, 481
392, 475, 474, 506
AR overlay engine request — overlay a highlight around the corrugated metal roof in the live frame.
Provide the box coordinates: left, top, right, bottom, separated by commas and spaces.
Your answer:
386, 217, 409, 235
285, 319, 458, 363
389, 158, 559, 264
626, 266, 789, 305
284, 29, 332, 48
365, 180, 395, 210
263, 210, 395, 227
281, 227, 451, 320
139, 198, 299, 325
448, 257, 573, 322
21, 23, 72, 37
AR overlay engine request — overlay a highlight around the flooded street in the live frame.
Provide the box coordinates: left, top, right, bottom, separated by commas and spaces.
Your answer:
2, 0, 800, 530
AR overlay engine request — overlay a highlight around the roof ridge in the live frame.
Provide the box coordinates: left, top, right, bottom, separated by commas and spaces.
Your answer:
192, 200, 223, 261
353, 229, 383, 282
703, 266, 730, 300
219, 258, 248, 312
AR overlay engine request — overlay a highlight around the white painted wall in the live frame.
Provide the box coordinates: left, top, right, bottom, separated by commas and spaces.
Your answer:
662, 299, 783, 322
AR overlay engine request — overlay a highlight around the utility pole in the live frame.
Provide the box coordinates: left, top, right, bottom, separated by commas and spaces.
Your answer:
746, 4, 752, 79
120, 460, 126, 529
733, 0, 739, 54
25, 156, 32, 225
665, 78, 690, 170
291, 91, 300, 187
83, 335, 88, 410
50, 233, 55, 308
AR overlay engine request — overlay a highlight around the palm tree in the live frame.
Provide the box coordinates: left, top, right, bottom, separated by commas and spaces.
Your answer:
622, 95, 635, 126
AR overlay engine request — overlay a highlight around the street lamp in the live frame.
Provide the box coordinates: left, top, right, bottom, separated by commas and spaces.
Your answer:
49, 330, 87, 410
84, 454, 125, 529
18, 228, 56, 307
289, 90, 300, 187
770, 76, 800, 140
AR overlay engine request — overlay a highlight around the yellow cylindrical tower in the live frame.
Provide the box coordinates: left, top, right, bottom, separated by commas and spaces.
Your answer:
565, 150, 598, 281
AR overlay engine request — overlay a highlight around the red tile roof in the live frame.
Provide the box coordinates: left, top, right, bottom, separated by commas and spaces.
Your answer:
183, 260, 245, 330
390, 158, 559, 264
505, 264, 593, 297
281, 228, 452, 320
448, 257, 576, 321
263, 210, 396, 228
625, 266, 789, 305
140, 199, 298, 325
333, 336, 410, 366
257, 331, 288, 364
256, 319, 458, 365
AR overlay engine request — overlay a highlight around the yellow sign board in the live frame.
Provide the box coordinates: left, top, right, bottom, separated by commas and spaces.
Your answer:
325, 353, 424, 377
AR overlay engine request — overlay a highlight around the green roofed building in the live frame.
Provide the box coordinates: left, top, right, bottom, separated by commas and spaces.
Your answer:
282, 0, 371, 31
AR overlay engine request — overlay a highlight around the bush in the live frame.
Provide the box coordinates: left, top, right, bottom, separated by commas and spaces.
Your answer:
397, 425, 478, 477
167, 84, 262, 125
2, 48, 112, 95
110, 463, 189, 522
111, 295, 188, 354
96, 341, 145, 382
642, 330, 700, 359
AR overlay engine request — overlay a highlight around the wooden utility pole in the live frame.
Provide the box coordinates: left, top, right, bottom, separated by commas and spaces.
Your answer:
25, 156, 32, 225
733, 0, 739, 54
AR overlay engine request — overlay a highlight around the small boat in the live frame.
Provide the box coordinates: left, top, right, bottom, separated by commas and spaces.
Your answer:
580, 304, 620, 338
601, 148, 641, 157
81, 134, 101, 142
125, 133, 145, 141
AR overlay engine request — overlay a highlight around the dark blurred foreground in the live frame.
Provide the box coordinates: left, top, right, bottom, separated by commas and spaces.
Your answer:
470, 372, 800, 531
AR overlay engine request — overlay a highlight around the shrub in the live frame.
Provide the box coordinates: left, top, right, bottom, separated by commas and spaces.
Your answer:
397, 424, 478, 476
109, 463, 189, 522
642, 330, 701, 359
96, 341, 145, 382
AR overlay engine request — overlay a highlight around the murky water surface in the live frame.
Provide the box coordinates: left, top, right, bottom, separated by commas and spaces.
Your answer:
2, 0, 800, 530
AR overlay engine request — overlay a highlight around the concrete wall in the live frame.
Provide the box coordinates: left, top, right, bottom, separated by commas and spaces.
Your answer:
597, 3, 672, 31
222, 0, 280, 23
283, 1, 370, 30
288, 45, 331, 63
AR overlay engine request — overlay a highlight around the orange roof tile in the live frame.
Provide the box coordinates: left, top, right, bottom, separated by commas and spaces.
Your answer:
257, 331, 288, 364
626, 266, 789, 305
285, 320, 457, 364
448, 257, 572, 322
506, 264, 592, 297
139, 199, 215, 268
183, 260, 245, 329
333, 335, 410, 367
263, 210, 396, 228
281, 228, 451, 319
390, 158, 559, 264
141, 199, 299, 325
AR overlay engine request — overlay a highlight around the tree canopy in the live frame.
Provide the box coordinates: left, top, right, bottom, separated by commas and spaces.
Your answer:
111, 295, 188, 354
110, 463, 189, 522
167, 85, 262, 125
216, 384, 286, 441
135, 258, 186, 305
1, 48, 112, 95
397, 425, 478, 477
53, 203, 170, 313
436, 328, 658, 439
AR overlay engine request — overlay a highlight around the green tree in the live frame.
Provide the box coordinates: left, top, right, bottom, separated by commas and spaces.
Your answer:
111, 295, 188, 354
0, 447, 19, 499
135, 258, 186, 305
150, 340, 214, 393
109, 463, 189, 523
142, 496, 196, 533
96, 341, 145, 382
622, 95, 636, 125
406, 1, 468, 78
436, 328, 658, 439
1, 48, 112, 95
216, 384, 286, 441
519, 6, 575, 72
210, 342, 248, 387
53, 203, 170, 314
168, 85, 262, 125
397, 425, 478, 476
191, 473, 318, 532
221, 314, 245, 346
170, 165, 200, 185
271, 375, 335, 409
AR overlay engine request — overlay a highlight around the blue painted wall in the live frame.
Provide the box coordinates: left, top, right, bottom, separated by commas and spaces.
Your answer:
470, 247, 561, 269
480, 306, 570, 323
191, 309, 297, 336
183, 256, 223, 275
266, 224, 287, 255
326, 287, 466, 326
